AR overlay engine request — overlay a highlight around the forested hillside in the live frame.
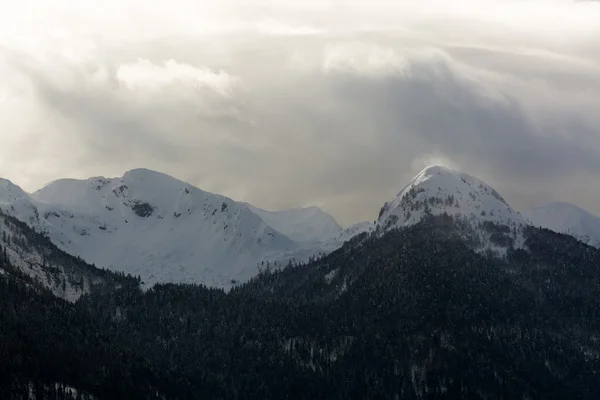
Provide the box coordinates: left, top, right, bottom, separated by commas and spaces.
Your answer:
1, 215, 600, 399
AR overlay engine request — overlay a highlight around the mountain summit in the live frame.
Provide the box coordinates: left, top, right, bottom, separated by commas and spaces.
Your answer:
377, 165, 528, 254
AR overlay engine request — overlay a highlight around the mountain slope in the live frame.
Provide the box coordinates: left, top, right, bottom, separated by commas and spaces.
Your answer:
0, 255, 158, 400
377, 165, 528, 254
0, 178, 40, 227
236, 217, 600, 398
0, 210, 131, 301
336, 220, 373, 242
526, 202, 600, 248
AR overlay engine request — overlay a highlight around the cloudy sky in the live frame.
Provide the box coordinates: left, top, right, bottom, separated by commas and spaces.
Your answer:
1, 0, 599, 225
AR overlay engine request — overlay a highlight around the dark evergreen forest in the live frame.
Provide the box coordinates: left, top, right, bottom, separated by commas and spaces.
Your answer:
1, 215, 599, 399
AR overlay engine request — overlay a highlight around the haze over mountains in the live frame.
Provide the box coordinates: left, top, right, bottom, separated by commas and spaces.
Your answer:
2, 165, 600, 290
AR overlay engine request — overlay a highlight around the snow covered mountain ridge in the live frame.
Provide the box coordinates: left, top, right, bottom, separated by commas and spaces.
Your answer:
3, 165, 600, 289
1, 169, 366, 289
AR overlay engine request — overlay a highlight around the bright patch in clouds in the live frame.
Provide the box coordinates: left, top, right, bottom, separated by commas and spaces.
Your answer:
322, 43, 409, 77
1, 0, 600, 225
116, 59, 239, 95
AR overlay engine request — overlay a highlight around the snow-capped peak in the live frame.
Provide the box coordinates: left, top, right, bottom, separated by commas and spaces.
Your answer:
525, 202, 600, 248
34, 168, 206, 212
245, 204, 342, 243
377, 165, 528, 254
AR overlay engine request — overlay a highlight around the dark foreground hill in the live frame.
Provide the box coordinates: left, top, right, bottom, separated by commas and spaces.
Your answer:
1, 214, 600, 399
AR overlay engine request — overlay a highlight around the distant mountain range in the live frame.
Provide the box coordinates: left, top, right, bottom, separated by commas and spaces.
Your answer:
2, 165, 599, 289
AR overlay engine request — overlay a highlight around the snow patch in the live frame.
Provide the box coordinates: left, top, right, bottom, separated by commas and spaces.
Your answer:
325, 268, 338, 284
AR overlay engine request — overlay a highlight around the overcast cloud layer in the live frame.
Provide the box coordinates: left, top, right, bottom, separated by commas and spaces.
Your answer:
1, 0, 600, 225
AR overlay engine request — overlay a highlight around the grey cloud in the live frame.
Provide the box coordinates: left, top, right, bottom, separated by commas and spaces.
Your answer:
2, 34, 600, 225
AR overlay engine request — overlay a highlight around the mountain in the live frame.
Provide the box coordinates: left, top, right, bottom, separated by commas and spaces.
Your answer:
336, 220, 373, 241
28, 169, 310, 288
1, 169, 353, 289
526, 202, 600, 248
377, 165, 529, 255
3, 166, 600, 398
0, 209, 131, 301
